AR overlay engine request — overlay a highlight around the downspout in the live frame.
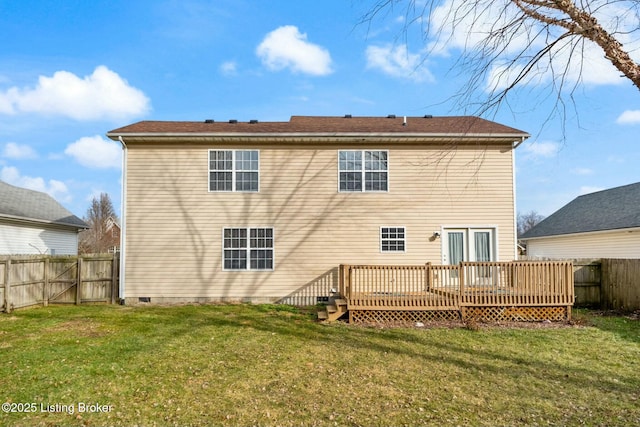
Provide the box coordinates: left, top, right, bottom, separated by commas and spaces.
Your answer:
512, 137, 525, 260
117, 136, 127, 303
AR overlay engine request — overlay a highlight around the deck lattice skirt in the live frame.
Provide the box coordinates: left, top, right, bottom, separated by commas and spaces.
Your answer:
461, 306, 571, 322
349, 310, 461, 324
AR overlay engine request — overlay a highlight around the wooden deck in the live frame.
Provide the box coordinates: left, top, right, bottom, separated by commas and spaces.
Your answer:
323, 261, 574, 323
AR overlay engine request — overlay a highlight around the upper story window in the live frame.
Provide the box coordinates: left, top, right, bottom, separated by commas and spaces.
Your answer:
209, 150, 259, 192
339, 150, 388, 192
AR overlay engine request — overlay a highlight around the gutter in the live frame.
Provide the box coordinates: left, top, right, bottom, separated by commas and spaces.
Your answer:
117, 136, 128, 303
107, 131, 531, 140
513, 135, 527, 149
0, 213, 88, 231
520, 226, 640, 241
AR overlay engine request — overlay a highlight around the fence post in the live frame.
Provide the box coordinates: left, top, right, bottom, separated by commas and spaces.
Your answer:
111, 253, 118, 305
43, 257, 49, 307
76, 257, 83, 305
4, 258, 11, 313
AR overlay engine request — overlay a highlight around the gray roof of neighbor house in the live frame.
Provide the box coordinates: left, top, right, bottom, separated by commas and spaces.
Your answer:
0, 180, 88, 230
521, 182, 640, 239
107, 115, 529, 142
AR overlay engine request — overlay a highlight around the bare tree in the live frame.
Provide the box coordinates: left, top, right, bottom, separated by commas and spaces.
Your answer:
517, 210, 545, 236
362, 1, 640, 123
79, 193, 120, 254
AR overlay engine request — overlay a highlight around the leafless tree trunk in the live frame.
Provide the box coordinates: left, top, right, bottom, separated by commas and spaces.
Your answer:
361, 0, 640, 122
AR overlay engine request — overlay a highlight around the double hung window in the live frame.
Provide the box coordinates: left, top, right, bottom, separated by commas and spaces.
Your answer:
339, 150, 388, 192
209, 150, 259, 192
223, 227, 274, 271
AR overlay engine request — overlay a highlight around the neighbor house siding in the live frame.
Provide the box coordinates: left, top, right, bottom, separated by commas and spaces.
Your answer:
526, 229, 640, 259
0, 222, 79, 255
123, 142, 516, 302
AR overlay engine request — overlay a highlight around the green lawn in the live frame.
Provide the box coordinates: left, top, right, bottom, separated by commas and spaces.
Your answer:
0, 304, 638, 427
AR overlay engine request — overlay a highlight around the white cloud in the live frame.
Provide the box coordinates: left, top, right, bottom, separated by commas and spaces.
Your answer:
219, 61, 238, 76
0, 66, 150, 121
521, 141, 560, 158
256, 25, 333, 76
1, 166, 70, 202
64, 135, 122, 169
2, 142, 37, 159
616, 110, 640, 124
365, 44, 435, 82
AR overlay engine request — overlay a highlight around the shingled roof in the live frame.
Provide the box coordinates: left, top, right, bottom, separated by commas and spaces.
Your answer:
0, 181, 87, 230
521, 182, 640, 239
107, 115, 528, 138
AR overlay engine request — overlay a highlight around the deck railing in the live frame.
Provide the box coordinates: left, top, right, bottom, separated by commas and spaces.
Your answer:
340, 261, 574, 311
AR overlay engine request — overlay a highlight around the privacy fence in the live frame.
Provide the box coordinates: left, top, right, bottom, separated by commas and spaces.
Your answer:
569, 258, 640, 311
1, 254, 119, 313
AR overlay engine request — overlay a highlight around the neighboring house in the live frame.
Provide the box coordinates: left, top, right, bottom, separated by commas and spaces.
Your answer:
107, 115, 529, 304
521, 182, 640, 259
0, 180, 88, 255
106, 216, 121, 253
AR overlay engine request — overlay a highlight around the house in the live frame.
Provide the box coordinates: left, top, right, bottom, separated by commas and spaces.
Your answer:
521, 182, 640, 259
0, 180, 88, 255
106, 216, 121, 253
107, 115, 529, 305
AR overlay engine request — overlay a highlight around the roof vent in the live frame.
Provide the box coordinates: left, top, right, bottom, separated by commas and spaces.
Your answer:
204, 119, 214, 123
387, 114, 396, 119
423, 115, 433, 119
229, 119, 238, 124
344, 114, 352, 118
249, 119, 258, 124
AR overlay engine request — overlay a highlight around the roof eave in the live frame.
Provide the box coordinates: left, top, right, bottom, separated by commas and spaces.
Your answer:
107, 132, 530, 144
0, 214, 88, 231
521, 226, 640, 241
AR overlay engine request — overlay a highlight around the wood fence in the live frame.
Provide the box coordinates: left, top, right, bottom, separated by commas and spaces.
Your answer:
340, 261, 574, 311
526, 258, 640, 311
0, 254, 119, 313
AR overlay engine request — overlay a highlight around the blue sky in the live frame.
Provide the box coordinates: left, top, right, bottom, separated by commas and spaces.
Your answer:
1, 0, 639, 220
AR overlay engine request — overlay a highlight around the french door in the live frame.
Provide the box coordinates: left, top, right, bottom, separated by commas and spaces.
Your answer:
443, 228, 495, 265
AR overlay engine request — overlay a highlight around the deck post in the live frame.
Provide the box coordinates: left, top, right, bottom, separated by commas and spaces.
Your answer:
459, 262, 465, 303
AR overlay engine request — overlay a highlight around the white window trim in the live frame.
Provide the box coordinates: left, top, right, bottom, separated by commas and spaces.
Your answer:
440, 226, 499, 264
208, 149, 260, 193
337, 149, 389, 193
222, 227, 274, 271
380, 226, 406, 253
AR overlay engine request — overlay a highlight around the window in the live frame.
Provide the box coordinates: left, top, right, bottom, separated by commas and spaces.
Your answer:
209, 150, 259, 192
339, 150, 388, 192
223, 227, 273, 270
381, 227, 405, 252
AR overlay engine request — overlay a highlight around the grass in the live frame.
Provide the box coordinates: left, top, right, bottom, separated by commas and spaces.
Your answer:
0, 304, 638, 427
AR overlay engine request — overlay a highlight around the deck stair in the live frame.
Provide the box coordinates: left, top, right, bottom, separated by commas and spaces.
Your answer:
317, 298, 348, 322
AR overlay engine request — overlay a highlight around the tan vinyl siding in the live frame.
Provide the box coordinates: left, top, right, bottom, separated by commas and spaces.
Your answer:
124, 143, 516, 301
526, 229, 640, 259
